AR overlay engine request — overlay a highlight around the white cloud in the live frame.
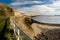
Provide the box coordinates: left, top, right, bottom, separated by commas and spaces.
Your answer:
10, 2, 22, 6
48, 0, 60, 12
10, 0, 60, 15
10, 1, 43, 6
49, 1, 60, 8
17, 5, 55, 15
19, 0, 60, 15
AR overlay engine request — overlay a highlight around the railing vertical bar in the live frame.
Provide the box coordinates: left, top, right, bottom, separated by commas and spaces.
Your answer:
10, 17, 32, 40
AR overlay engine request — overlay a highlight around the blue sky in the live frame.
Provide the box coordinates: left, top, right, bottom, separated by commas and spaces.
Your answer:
0, 0, 60, 15
0, 0, 12, 4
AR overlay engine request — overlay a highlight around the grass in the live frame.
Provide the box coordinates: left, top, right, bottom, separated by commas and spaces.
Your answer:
0, 17, 8, 32
0, 16, 14, 40
20, 32, 26, 40
14, 16, 35, 39
0, 3, 14, 40
24, 17, 33, 30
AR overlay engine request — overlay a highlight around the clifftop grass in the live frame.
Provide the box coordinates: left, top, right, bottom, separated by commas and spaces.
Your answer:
0, 3, 14, 40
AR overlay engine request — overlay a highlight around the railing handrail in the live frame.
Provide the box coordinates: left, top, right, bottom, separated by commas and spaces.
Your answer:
10, 17, 32, 40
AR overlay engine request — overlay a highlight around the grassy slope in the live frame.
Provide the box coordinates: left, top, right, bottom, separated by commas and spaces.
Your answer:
14, 16, 35, 39
0, 17, 11, 40
0, 3, 14, 40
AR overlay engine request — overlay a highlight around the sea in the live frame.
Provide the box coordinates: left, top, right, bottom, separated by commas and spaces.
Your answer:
32, 15, 60, 24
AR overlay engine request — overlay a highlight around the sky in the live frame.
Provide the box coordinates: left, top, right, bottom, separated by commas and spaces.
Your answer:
0, 0, 60, 15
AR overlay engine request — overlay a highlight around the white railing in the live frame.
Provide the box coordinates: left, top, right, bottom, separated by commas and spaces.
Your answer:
10, 17, 32, 40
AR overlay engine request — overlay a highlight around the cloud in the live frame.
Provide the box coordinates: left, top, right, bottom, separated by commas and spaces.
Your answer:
17, 5, 55, 15
49, 0, 60, 7
48, 0, 60, 12
10, 1, 43, 6
10, 2, 22, 6
9, 0, 60, 15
